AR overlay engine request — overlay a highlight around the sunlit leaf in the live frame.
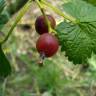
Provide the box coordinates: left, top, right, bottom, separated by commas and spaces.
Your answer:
56, 0, 96, 64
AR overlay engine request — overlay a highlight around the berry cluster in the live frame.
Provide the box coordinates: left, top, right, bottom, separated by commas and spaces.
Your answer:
35, 15, 59, 65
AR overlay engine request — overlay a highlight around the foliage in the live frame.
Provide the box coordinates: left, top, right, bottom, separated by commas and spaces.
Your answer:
7, 0, 28, 15
0, 0, 11, 78
83, 0, 96, 6
0, 45, 11, 78
0, 0, 5, 13
0, 0, 8, 29
56, 0, 96, 64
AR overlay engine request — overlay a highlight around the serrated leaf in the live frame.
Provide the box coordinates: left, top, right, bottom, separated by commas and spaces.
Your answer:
62, 0, 96, 22
56, 0, 96, 64
0, 45, 11, 78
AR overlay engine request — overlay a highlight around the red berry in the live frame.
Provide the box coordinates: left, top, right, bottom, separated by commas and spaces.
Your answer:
35, 15, 56, 34
36, 33, 59, 57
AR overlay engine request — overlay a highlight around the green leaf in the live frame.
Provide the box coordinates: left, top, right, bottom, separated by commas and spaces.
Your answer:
0, 0, 5, 14
83, 0, 96, 6
0, 45, 11, 78
0, 14, 9, 28
62, 0, 96, 22
7, 0, 28, 15
56, 0, 96, 64
0, 0, 8, 29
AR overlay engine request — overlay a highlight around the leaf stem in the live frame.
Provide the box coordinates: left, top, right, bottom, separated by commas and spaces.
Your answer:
41, 0, 78, 24
0, 0, 32, 45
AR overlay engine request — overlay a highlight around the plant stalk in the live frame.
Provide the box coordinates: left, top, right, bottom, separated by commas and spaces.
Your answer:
41, 0, 78, 24
0, 0, 32, 45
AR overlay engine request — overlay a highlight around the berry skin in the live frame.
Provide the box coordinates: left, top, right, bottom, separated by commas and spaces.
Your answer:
36, 33, 59, 57
35, 15, 56, 34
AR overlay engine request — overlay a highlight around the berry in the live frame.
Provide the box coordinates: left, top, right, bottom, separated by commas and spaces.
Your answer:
36, 33, 59, 57
35, 15, 56, 34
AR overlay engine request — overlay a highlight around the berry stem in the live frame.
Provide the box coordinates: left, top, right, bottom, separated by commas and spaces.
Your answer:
37, 53, 45, 67
36, 0, 55, 34
41, 0, 78, 24
0, 0, 32, 45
